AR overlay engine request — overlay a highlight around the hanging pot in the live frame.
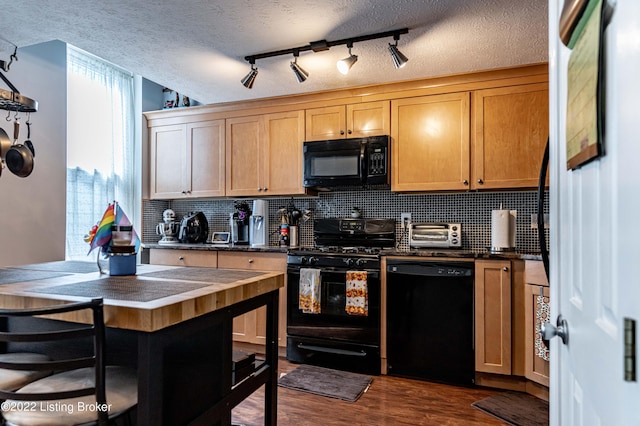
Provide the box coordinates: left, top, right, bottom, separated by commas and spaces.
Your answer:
6, 119, 34, 178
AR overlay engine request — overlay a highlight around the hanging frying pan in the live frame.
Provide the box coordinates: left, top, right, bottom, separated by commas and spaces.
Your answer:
0, 127, 10, 178
6, 119, 34, 178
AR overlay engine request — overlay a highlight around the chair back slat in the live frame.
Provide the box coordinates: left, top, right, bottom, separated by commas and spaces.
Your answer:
0, 386, 95, 401
0, 356, 95, 371
0, 298, 108, 424
0, 326, 95, 343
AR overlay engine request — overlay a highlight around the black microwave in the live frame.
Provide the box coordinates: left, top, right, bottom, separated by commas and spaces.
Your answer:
303, 135, 390, 191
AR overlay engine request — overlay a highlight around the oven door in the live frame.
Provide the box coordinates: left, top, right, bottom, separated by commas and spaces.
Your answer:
287, 266, 380, 345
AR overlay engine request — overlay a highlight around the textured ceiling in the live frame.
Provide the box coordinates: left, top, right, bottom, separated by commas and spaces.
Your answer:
0, 0, 548, 105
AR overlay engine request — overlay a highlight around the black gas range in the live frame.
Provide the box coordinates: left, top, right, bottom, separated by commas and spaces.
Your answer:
286, 218, 395, 375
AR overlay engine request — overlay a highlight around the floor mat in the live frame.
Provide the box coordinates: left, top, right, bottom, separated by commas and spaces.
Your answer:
278, 364, 372, 402
472, 391, 549, 426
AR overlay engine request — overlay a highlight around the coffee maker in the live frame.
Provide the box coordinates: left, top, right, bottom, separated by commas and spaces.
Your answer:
229, 213, 249, 245
249, 199, 269, 248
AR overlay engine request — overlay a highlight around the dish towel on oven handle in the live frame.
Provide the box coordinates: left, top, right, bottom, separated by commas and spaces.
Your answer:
346, 270, 368, 316
299, 268, 321, 314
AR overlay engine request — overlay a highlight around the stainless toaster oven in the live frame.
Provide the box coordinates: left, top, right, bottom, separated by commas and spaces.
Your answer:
409, 222, 461, 249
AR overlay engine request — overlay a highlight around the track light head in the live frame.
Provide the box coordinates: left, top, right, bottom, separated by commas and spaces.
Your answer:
337, 46, 358, 75
290, 55, 309, 83
241, 62, 258, 89
388, 35, 409, 69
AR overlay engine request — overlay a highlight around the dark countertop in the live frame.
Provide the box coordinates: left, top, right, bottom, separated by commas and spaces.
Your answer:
143, 243, 543, 261
142, 243, 288, 253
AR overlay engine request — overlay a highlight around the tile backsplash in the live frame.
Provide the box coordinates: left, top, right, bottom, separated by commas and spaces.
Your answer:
143, 189, 549, 252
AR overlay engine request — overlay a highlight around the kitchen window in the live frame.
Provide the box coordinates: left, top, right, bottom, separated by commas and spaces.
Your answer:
65, 46, 137, 260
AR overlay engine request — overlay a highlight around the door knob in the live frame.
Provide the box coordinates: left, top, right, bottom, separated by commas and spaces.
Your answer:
542, 314, 569, 346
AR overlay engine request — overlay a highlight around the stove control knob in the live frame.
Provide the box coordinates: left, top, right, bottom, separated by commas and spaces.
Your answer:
308, 257, 318, 265
355, 258, 366, 267
345, 258, 355, 267
300, 257, 307, 265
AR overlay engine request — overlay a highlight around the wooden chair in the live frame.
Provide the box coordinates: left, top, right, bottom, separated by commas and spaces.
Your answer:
0, 298, 137, 426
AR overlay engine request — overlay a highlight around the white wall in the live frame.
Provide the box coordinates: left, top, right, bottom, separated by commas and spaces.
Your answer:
0, 40, 67, 267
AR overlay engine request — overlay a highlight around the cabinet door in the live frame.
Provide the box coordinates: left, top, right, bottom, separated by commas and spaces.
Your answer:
305, 105, 346, 141
218, 252, 288, 347
475, 259, 512, 374
346, 101, 390, 138
149, 124, 188, 199
524, 283, 550, 386
472, 83, 549, 189
225, 116, 262, 196
187, 120, 226, 197
391, 93, 471, 192
262, 110, 306, 195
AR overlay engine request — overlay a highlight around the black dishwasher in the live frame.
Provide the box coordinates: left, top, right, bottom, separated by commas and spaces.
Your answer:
386, 260, 474, 386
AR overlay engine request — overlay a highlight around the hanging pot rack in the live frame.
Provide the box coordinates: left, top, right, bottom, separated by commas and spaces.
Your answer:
0, 46, 38, 113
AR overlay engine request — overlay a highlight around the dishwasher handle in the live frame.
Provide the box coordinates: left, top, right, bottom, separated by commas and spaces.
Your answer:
386, 262, 473, 277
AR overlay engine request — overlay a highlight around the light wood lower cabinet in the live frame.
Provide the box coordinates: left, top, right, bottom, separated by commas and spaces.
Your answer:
475, 259, 512, 374
524, 261, 550, 386
148, 249, 218, 267
217, 252, 288, 347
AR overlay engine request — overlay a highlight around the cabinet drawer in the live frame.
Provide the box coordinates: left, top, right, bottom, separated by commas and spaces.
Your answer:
525, 260, 549, 287
218, 251, 286, 271
148, 249, 218, 267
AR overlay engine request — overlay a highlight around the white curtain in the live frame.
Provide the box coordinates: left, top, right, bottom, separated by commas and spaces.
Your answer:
66, 46, 136, 260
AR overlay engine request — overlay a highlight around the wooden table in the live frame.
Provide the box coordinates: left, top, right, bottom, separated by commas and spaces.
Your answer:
0, 262, 284, 425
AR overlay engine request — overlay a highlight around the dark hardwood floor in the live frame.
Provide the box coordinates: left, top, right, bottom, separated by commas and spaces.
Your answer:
232, 357, 507, 425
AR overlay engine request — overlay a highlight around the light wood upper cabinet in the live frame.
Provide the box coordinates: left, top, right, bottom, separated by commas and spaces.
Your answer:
391, 93, 471, 192
305, 101, 390, 141
226, 115, 262, 197
475, 259, 512, 375
188, 121, 226, 197
150, 124, 188, 199
226, 111, 306, 197
472, 83, 549, 189
262, 111, 306, 196
149, 120, 225, 199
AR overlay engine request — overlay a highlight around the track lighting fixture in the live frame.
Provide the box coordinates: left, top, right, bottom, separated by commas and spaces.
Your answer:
241, 61, 258, 89
241, 27, 408, 86
388, 34, 409, 69
337, 44, 358, 75
290, 52, 308, 83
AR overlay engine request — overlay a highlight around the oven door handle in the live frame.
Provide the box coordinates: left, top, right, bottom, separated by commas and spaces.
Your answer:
288, 268, 380, 279
297, 343, 368, 357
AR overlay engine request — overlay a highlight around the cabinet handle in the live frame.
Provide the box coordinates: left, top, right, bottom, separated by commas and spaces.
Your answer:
503, 266, 509, 272
248, 258, 254, 264
339, 130, 345, 135
263, 187, 268, 192
258, 187, 262, 191
463, 180, 469, 185
347, 129, 352, 135
178, 256, 184, 261
477, 179, 484, 184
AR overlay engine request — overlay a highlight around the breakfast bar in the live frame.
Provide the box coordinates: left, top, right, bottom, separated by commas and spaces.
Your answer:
0, 262, 284, 425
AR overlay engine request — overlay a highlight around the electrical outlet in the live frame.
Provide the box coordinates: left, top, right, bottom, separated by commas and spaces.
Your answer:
401, 213, 412, 229
530, 213, 549, 229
